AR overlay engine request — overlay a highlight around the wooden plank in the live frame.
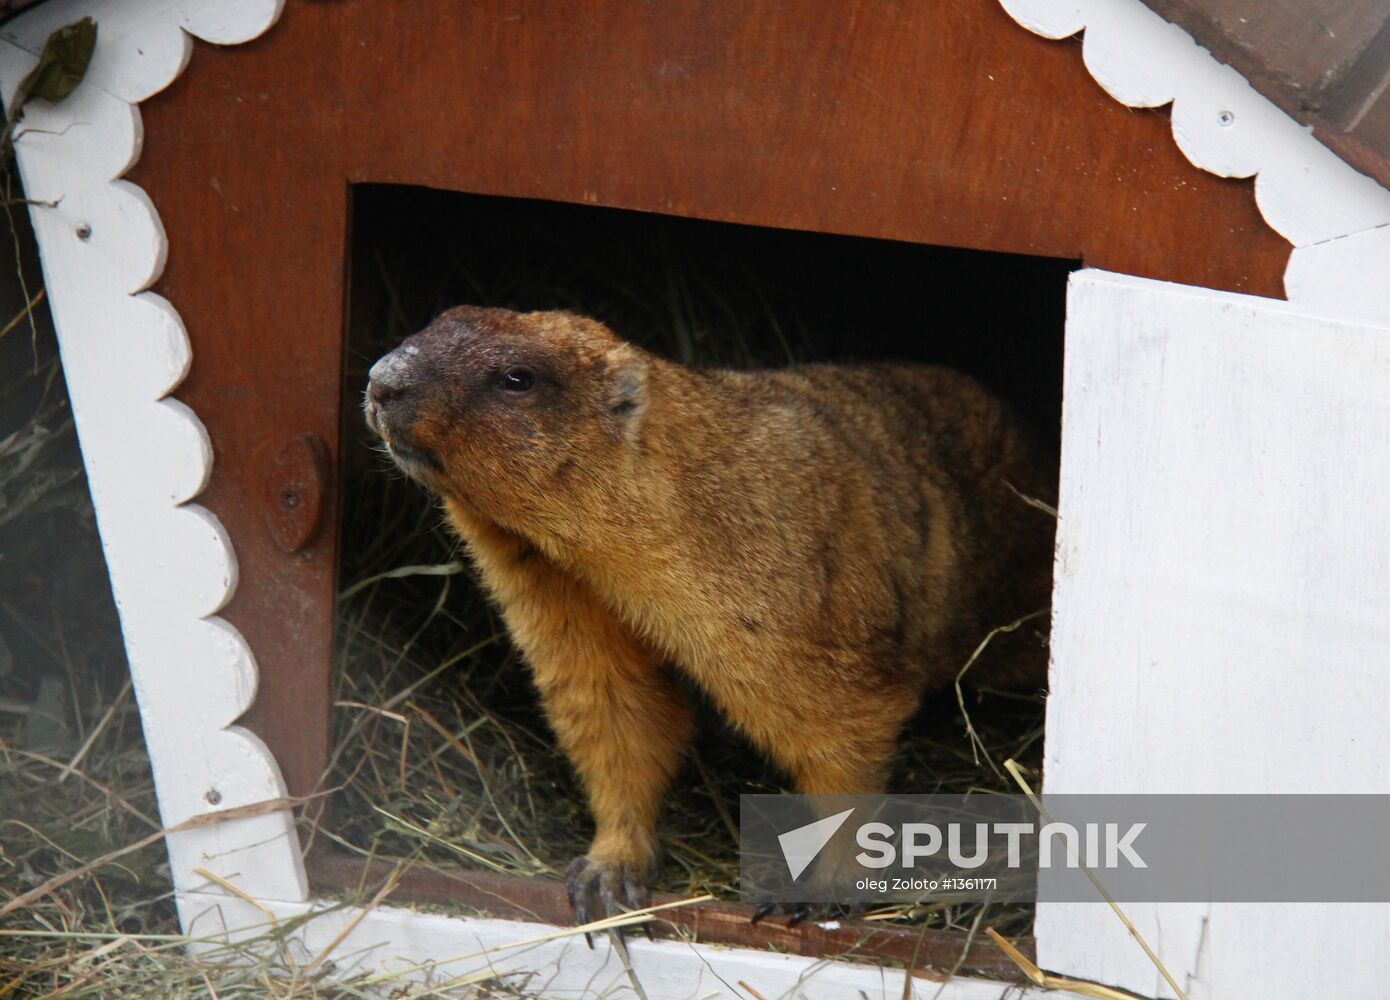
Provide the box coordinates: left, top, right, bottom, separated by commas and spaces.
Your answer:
127, 0, 1291, 804
1039, 269, 1390, 997
1308, 119, 1390, 195
1327, 16, 1390, 180
1141, 0, 1390, 188
1140, 0, 1389, 105
183, 890, 1079, 998
0, 0, 307, 906
305, 846, 1033, 982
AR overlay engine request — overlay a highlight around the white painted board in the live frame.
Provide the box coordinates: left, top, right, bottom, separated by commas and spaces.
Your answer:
179, 891, 1091, 1000
1038, 270, 1390, 998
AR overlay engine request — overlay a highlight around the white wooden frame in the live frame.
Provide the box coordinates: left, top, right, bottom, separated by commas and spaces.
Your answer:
2, 0, 1387, 996
1046, 271, 1390, 998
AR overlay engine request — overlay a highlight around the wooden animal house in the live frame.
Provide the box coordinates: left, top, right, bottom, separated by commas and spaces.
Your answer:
4, 0, 1389, 996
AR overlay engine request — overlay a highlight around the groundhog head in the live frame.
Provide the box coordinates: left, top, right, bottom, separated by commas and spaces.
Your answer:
364, 306, 649, 523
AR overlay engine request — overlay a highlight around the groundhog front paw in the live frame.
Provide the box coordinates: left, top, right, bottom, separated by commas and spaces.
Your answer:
565, 854, 653, 946
750, 900, 865, 927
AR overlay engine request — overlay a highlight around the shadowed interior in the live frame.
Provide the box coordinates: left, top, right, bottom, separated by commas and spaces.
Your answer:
328, 184, 1071, 945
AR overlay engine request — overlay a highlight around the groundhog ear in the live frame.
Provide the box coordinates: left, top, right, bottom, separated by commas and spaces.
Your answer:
602, 350, 648, 439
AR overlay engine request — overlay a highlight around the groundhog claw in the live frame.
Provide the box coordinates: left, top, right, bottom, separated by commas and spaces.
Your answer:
749, 901, 860, 927
565, 855, 653, 946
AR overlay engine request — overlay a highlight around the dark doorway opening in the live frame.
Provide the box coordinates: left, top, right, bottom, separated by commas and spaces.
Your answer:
322, 183, 1072, 967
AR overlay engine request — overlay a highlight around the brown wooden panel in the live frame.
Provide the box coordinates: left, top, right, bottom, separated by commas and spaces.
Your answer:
305, 847, 1032, 982
130, 0, 1289, 815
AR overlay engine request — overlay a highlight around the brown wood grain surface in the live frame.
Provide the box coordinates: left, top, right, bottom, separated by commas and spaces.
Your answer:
129, 0, 1290, 894
305, 847, 1034, 982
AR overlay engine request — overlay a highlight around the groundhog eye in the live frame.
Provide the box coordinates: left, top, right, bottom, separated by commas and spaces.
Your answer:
499, 367, 536, 393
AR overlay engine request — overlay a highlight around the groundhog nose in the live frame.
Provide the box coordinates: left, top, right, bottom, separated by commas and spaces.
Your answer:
367, 349, 414, 401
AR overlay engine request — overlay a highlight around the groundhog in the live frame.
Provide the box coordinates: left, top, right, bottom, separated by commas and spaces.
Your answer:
364, 305, 1056, 927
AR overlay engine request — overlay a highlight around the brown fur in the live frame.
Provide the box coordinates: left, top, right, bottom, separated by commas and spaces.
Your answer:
364, 305, 1056, 915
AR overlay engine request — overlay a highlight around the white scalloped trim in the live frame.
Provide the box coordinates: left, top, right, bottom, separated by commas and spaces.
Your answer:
1000, 0, 1390, 325
0, 0, 304, 904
